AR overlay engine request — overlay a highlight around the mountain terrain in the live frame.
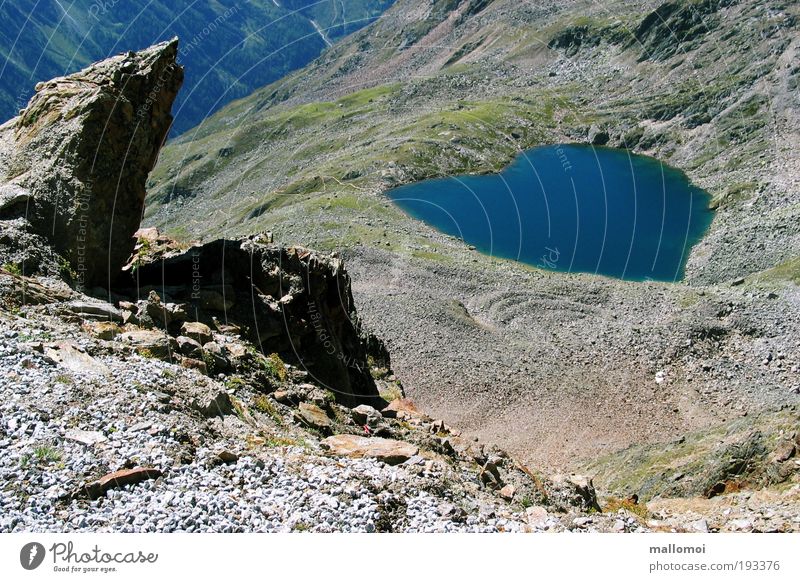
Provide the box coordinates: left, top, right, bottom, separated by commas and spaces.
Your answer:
0, 2, 799, 532
0, 0, 393, 134
144, 0, 800, 495
0, 40, 688, 534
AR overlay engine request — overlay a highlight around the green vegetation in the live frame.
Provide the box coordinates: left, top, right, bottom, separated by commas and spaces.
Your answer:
146, 81, 569, 245
411, 250, 449, 263
752, 257, 800, 286
711, 181, 759, 209
379, 384, 403, 402
583, 408, 799, 501
55, 254, 76, 281
167, 225, 193, 243
253, 395, 283, 423
604, 496, 649, 520
265, 353, 289, 383
261, 433, 311, 450
225, 377, 249, 391
1, 263, 21, 276
21, 445, 62, 468
0, 1, 393, 134
677, 291, 701, 309
230, 397, 255, 426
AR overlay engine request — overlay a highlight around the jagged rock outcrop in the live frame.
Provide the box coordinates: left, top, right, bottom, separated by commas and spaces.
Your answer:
0, 42, 382, 408
632, 0, 734, 61
0, 39, 183, 288
126, 237, 381, 407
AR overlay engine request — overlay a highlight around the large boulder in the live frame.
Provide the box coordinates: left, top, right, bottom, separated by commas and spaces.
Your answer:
0, 40, 183, 288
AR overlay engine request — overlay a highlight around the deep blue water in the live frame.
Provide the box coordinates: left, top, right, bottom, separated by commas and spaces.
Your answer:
388, 145, 714, 281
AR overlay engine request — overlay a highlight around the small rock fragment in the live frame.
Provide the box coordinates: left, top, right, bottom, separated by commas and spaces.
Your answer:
295, 402, 333, 435
78, 467, 163, 500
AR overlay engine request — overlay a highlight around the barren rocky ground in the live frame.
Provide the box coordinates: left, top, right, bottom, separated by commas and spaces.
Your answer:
1, 1, 799, 532
144, 0, 800, 487
1, 270, 797, 532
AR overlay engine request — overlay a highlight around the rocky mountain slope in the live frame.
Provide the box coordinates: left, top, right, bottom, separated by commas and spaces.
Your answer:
147, 0, 800, 284
0, 39, 664, 534
143, 0, 800, 492
1, 10, 798, 532
0, 0, 393, 135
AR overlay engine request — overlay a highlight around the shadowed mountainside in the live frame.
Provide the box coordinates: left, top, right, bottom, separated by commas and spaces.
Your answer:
0, 0, 394, 135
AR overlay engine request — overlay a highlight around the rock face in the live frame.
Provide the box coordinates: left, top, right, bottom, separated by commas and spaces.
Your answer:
0, 42, 382, 408
0, 40, 183, 288
128, 237, 381, 407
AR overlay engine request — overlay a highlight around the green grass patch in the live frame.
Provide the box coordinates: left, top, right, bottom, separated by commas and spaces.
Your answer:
253, 395, 283, 423
2, 263, 22, 276
604, 496, 649, 520
35, 446, 61, 463
752, 256, 800, 286
379, 384, 403, 402
265, 353, 289, 383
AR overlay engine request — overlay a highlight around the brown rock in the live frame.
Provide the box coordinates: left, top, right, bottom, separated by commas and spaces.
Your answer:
43, 341, 110, 376
121, 309, 139, 326
193, 391, 234, 418
295, 402, 333, 435
321, 434, 418, 465
131, 239, 381, 407
499, 484, 516, 500
551, 473, 602, 512
272, 390, 291, 404
0, 269, 73, 304
216, 450, 239, 464
176, 335, 203, 357
68, 301, 123, 322
79, 467, 162, 500
774, 440, 796, 463
479, 460, 503, 488
430, 419, 449, 434
201, 341, 229, 373
180, 357, 208, 375
134, 227, 160, 243
213, 319, 242, 335
525, 506, 549, 528
181, 321, 213, 345
84, 320, 121, 340
352, 404, 382, 426
381, 398, 423, 419
225, 342, 248, 360
143, 294, 188, 329
118, 329, 177, 360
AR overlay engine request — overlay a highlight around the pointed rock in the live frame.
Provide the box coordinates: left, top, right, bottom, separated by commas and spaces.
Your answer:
0, 40, 183, 287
